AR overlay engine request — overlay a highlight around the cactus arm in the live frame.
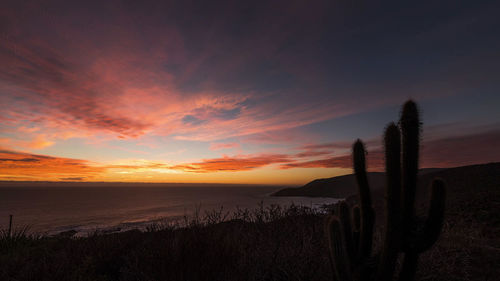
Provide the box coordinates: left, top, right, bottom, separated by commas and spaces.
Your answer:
351, 205, 361, 233
351, 205, 361, 258
327, 216, 353, 281
338, 201, 356, 264
376, 123, 402, 281
400, 100, 420, 247
353, 140, 374, 260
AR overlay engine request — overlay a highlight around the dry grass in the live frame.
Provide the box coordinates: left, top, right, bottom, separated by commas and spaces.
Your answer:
0, 204, 332, 281
1, 196, 498, 281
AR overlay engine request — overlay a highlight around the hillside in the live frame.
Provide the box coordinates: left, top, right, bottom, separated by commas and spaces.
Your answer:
273, 172, 385, 198
272, 168, 443, 198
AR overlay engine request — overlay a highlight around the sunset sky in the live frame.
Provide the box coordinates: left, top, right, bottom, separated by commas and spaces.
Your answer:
1, 0, 499, 184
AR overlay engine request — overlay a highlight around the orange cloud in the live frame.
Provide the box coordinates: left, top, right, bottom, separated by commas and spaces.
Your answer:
172, 154, 293, 173
27, 135, 55, 149
0, 129, 498, 183
0, 149, 105, 181
0, 135, 54, 150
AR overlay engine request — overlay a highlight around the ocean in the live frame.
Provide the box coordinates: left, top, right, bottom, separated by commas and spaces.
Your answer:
0, 182, 339, 236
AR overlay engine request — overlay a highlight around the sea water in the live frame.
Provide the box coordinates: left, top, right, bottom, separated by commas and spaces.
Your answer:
0, 182, 339, 235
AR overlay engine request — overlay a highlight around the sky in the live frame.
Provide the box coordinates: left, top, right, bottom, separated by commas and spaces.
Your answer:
1, 0, 499, 185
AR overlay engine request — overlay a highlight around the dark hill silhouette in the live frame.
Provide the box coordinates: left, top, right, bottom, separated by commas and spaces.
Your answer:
274, 162, 500, 227
272, 168, 444, 198
356, 162, 500, 214
273, 172, 385, 198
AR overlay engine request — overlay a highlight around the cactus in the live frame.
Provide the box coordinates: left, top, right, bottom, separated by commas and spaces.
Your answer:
325, 100, 446, 281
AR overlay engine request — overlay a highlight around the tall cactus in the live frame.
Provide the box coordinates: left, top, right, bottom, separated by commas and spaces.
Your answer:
326, 100, 446, 281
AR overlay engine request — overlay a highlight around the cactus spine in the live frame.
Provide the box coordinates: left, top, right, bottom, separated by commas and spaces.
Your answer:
325, 100, 446, 281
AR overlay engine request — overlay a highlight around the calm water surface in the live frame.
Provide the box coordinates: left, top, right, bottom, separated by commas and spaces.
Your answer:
0, 182, 339, 235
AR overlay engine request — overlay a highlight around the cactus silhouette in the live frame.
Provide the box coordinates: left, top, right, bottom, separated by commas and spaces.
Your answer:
326, 100, 446, 281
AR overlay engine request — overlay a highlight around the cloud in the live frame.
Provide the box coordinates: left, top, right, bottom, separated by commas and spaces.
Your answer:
299, 139, 381, 151
1, 1, 498, 184
0, 135, 55, 150
210, 142, 240, 151
172, 154, 293, 173
2, 1, 442, 145
0, 40, 154, 138
0, 157, 40, 162
1, 36, 356, 143
280, 151, 384, 170
18, 126, 40, 133
0, 149, 105, 181
281, 129, 500, 170
421, 129, 500, 167
27, 134, 55, 149
182, 115, 205, 126
0, 128, 498, 181
299, 142, 353, 150
294, 150, 334, 158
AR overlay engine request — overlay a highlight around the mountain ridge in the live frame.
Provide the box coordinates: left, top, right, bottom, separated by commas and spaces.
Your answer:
272, 163, 499, 199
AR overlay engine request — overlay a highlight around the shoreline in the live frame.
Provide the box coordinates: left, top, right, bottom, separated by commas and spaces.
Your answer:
6, 199, 340, 238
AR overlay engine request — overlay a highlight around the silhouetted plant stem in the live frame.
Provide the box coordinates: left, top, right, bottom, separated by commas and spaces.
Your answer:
353, 140, 374, 261
325, 100, 446, 281
376, 123, 401, 281
9, 214, 13, 238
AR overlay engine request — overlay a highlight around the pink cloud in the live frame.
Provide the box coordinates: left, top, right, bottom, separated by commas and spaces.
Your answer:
1, 12, 410, 150
294, 150, 334, 158
280, 129, 500, 170
299, 138, 381, 151
280, 151, 384, 170
210, 142, 240, 151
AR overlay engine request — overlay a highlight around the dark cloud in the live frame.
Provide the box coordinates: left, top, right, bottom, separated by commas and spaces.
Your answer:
182, 115, 205, 126
280, 151, 384, 170
300, 142, 352, 150
212, 107, 241, 120
0, 158, 40, 162
421, 130, 500, 167
282, 129, 500, 170
294, 150, 333, 158
300, 139, 381, 151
